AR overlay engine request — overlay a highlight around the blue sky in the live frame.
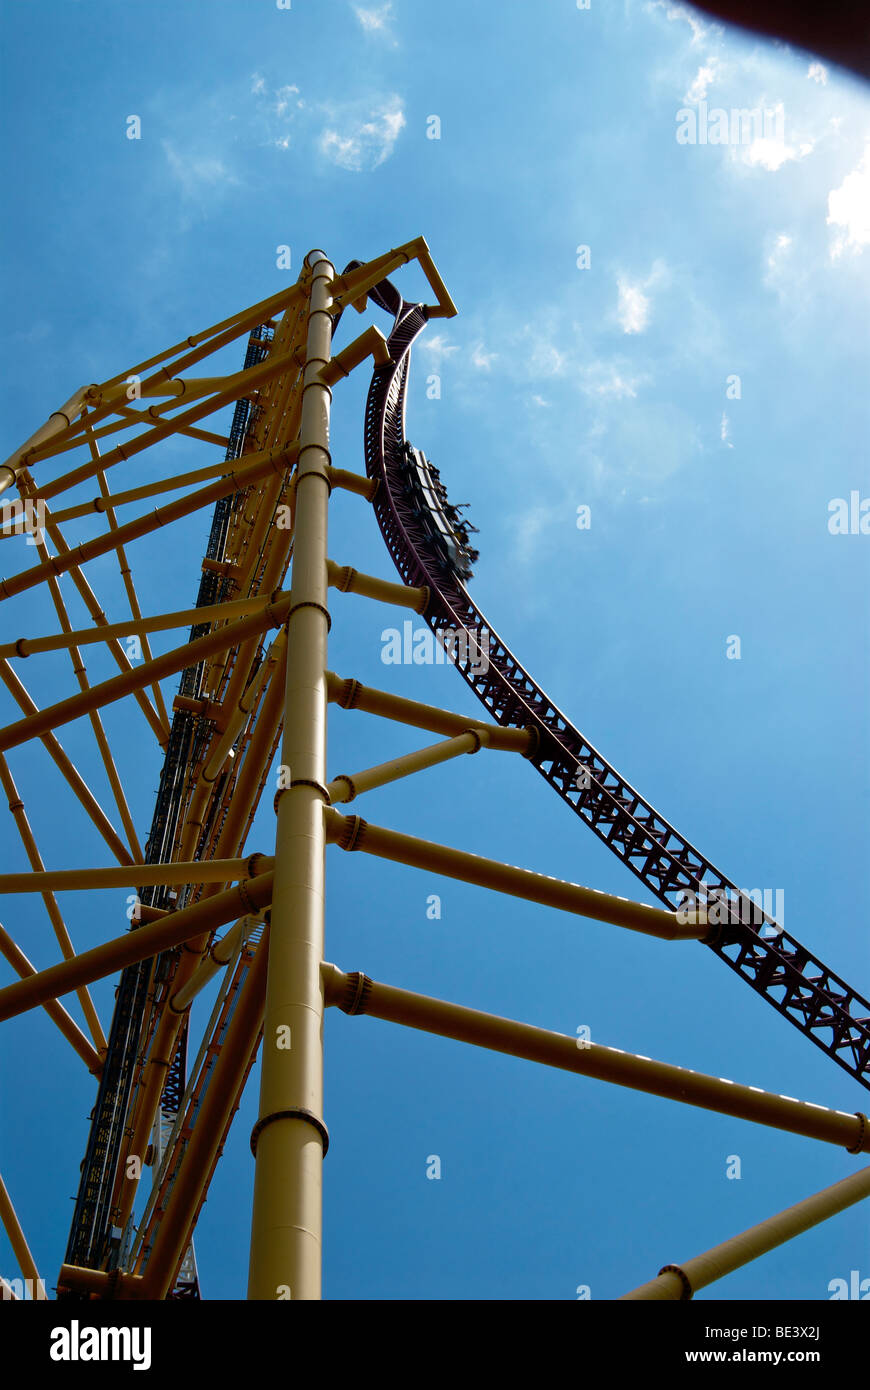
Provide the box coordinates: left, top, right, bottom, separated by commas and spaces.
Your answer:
1, 0, 868, 1301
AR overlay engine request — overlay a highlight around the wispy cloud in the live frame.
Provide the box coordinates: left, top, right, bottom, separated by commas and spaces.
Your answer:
733, 106, 815, 172
685, 59, 719, 104
720, 411, 733, 448
580, 361, 643, 398
419, 333, 460, 365
318, 96, 405, 170
521, 326, 566, 377
655, 1, 708, 46
251, 73, 305, 150
353, 2, 397, 42
616, 278, 651, 334
807, 62, 828, 86
827, 146, 870, 260
161, 141, 238, 199
471, 343, 497, 369
615, 261, 668, 335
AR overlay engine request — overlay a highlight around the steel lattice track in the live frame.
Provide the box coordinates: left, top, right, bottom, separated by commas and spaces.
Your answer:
62, 327, 273, 1291
361, 283, 870, 1094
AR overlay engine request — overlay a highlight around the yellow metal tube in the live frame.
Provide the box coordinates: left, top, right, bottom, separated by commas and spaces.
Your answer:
49, 454, 270, 523
0, 387, 86, 496
327, 560, 428, 614
35, 347, 300, 497
139, 932, 269, 1299
0, 1171, 42, 1292
0, 593, 276, 660
324, 809, 699, 941
325, 467, 378, 500
56, 1265, 144, 1299
0, 925, 102, 1074
317, 325, 391, 386
321, 964, 870, 1154
25, 499, 170, 745
33, 543, 143, 862
92, 459, 170, 732
0, 871, 274, 1021
168, 915, 260, 1013
620, 1165, 870, 1299
327, 670, 536, 753
0, 854, 270, 894
0, 661, 134, 866
0, 601, 289, 753
0, 752, 107, 1052
248, 250, 335, 1302
327, 729, 487, 804
0, 444, 296, 601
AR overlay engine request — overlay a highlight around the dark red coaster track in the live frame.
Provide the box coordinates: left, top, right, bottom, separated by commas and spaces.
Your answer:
361, 279, 870, 1096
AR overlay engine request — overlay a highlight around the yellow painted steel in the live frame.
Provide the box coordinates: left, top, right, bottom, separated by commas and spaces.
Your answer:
0, 592, 277, 660
620, 1165, 870, 1299
327, 729, 488, 804
326, 669, 536, 752
325, 467, 378, 500
0, 239, 860, 1306
0, 660, 135, 865
318, 324, 390, 385
0, 443, 296, 602
169, 915, 262, 1014
0, 855, 271, 894
0, 871, 275, 1021
327, 560, 429, 613
248, 251, 335, 1302
0, 598, 291, 752
0, 925, 102, 1074
324, 808, 701, 941
0, 1170, 43, 1293
139, 930, 270, 1299
321, 964, 870, 1153
0, 752, 107, 1052
0, 387, 86, 496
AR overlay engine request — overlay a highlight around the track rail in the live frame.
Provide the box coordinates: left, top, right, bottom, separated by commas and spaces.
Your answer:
361, 282, 870, 1094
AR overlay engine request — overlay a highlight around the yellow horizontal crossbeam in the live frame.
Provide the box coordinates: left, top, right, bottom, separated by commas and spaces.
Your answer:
620, 1165, 870, 1299
322, 964, 870, 1154
324, 808, 698, 941
0, 854, 271, 894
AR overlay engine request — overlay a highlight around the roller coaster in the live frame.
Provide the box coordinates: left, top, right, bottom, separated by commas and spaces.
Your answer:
0, 240, 867, 1303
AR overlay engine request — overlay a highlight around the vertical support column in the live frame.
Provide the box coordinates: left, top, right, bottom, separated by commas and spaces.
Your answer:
248, 251, 335, 1301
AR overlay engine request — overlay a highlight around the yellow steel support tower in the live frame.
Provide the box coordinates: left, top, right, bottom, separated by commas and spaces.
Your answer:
0, 240, 867, 1303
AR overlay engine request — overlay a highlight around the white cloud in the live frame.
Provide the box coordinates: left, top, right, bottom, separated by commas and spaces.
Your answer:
508, 502, 564, 568
614, 260, 668, 336
767, 232, 792, 271
419, 334, 460, 365
616, 278, 651, 334
580, 362, 642, 398
685, 59, 719, 104
471, 343, 497, 370
827, 146, 870, 259
807, 62, 828, 85
274, 84, 301, 117
720, 103, 815, 172
319, 97, 405, 171
162, 141, 237, 198
531, 394, 551, 408
657, 2, 707, 45
251, 75, 304, 152
762, 232, 803, 298
720, 411, 733, 448
354, 2, 394, 33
